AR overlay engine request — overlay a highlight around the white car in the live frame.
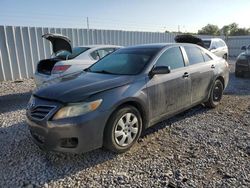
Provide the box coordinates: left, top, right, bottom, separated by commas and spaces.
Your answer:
34, 33, 121, 86
202, 38, 228, 60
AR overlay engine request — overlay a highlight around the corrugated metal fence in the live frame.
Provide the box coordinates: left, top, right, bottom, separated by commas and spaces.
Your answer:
0, 25, 248, 81
226, 36, 250, 58
0, 26, 178, 81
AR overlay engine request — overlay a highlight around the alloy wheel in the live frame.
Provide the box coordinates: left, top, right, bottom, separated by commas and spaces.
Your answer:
114, 113, 139, 147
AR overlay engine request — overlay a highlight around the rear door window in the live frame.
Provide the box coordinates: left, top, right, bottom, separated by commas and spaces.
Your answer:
214, 41, 220, 48
155, 47, 185, 70
184, 46, 205, 65
202, 51, 213, 61
91, 48, 116, 60
98, 48, 116, 58
203, 40, 211, 49
56, 47, 90, 60
218, 40, 225, 47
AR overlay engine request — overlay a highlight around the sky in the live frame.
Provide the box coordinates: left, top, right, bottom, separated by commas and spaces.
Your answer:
1, 0, 250, 33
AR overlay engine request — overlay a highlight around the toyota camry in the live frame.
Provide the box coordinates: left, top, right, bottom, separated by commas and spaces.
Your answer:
26, 43, 229, 154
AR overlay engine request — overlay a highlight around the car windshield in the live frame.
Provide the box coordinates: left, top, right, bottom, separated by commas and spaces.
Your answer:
202, 40, 211, 49
238, 54, 248, 60
88, 48, 160, 75
55, 47, 90, 60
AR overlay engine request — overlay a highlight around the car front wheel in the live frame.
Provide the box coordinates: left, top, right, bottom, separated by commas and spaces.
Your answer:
205, 79, 224, 108
103, 106, 142, 153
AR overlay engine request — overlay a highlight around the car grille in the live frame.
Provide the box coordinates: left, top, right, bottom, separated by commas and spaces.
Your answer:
237, 59, 249, 65
30, 105, 56, 120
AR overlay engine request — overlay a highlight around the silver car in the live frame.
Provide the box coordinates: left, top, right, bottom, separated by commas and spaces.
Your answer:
34, 33, 121, 86
202, 38, 228, 60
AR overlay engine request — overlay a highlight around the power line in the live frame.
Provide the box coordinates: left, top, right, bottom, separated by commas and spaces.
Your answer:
0, 12, 179, 32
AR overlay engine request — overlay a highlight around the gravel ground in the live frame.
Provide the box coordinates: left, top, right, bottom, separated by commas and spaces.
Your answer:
0, 59, 249, 187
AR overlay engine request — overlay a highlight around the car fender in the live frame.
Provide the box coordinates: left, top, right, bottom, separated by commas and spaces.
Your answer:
205, 59, 229, 101
90, 79, 150, 129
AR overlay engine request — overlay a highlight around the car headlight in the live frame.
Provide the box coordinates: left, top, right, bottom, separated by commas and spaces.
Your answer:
53, 99, 102, 120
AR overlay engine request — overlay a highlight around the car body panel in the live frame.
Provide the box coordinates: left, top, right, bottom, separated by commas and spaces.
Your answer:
42, 33, 72, 53
146, 67, 191, 123
235, 51, 250, 74
26, 96, 110, 153
34, 71, 135, 103
186, 61, 215, 103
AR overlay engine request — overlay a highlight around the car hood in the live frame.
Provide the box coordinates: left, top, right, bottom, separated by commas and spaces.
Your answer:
34, 71, 135, 103
42, 33, 72, 54
240, 51, 250, 56
175, 34, 205, 48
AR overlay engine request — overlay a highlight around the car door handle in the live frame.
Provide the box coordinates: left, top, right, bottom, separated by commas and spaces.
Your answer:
211, 65, 215, 69
183, 72, 189, 78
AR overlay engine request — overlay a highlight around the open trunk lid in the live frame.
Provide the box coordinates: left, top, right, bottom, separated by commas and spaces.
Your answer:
175, 34, 205, 48
42, 33, 72, 54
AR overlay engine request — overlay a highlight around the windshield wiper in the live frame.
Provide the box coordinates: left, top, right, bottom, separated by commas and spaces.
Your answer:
84, 67, 90, 72
90, 70, 116, 74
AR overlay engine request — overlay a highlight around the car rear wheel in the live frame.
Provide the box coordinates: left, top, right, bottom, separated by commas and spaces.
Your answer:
205, 79, 224, 108
103, 106, 142, 153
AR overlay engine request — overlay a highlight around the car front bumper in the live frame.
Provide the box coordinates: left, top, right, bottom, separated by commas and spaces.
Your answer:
27, 110, 110, 154
235, 63, 250, 73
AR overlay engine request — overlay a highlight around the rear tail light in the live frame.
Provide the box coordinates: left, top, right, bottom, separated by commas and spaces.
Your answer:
52, 65, 71, 74
225, 61, 229, 68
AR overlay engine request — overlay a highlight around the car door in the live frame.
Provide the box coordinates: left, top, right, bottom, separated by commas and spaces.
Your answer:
146, 46, 191, 122
183, 45, 214, 104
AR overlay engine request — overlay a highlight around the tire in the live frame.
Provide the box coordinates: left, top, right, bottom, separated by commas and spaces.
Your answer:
103, 106, 142, 153
205, 79, 224, 108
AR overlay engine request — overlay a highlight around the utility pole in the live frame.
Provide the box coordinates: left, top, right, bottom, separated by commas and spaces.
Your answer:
86, 17, 89, 30
86, 17, 90, 44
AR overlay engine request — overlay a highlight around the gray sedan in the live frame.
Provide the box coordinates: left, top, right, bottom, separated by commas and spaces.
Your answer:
26, 43, 229, 154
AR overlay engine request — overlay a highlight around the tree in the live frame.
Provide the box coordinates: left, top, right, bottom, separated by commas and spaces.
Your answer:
229, 23, 238, 34
198, 24, 220, 35
232, 28, 250, 36
221, 25, 230, 36
221, 22, 250, 36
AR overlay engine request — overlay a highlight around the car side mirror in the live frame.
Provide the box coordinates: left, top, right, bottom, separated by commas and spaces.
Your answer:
241, 46, 247, 51
149, 66, 171, 77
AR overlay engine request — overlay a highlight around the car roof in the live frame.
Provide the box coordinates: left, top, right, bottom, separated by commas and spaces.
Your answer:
126, 43, 171, 49
123, 43, 201, 50
202, 38, 223, 41
77, 45, 122, 48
